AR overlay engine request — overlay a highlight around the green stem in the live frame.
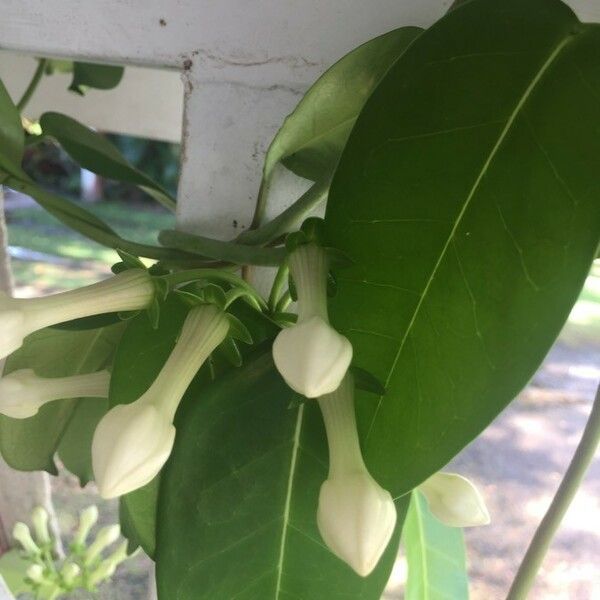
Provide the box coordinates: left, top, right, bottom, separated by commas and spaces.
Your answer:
237, 178, 329, 246
4, 175, 194, 262
159, 229, 286, 266
17, 59, 47, 112
507, 382, 600, 600
275, 290, 292, 313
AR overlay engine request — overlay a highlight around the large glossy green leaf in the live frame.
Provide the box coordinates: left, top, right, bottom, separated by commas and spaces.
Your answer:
403, 491, 468, 600
0, 324, 123, 472
324, 0, 600, 496
40, 112, 175, 211
156, 349, 407, 599
69, 62, 124, 95
262, 26, 422, 188
57, 397, 109, 485
0, 77, 26, 178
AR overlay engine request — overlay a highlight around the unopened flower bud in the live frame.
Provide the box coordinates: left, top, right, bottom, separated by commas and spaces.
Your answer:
419, 472, 490, 527
60, 561, 81, 586
31, 506, 51, 545
92, 304, 229, 498
26, 564, 45, 584
0, 270, 153, 360
316, 375, 396, 576
0, 369, 110, 419
84, 524, 120, 565
13, 522, 40, 555
273, 243, 352, 397
88, 540, 129, 587
73, 505, 99, 547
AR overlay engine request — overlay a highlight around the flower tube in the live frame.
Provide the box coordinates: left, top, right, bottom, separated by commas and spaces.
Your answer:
0, 269, 154, 360
92, 303, 229, 499
0, 369, 110, 419
316, 374, 396, 577
273, 243, 352, 398
419, 472, 490, 527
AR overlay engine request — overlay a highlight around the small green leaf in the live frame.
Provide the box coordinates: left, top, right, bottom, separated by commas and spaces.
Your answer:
39, 112, 175, 211
69, 62, 124, 95
147, 297, 161, 330
261, 26, 423, 186
403, 491, 468, 600
217, 337, 242, 367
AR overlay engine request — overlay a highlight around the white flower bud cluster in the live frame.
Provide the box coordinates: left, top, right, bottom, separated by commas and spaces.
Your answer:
272, 242, 490, 576
0, 271, 229, 499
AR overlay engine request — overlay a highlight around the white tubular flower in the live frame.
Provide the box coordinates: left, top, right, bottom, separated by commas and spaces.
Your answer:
12, 522, 40, 555
31, 506, 50, 545
92, 304, 229, 499
419, 472, 490, 527
0, 269, 154, 360
88, 540, 128, 587
273, 243, 352, 398
26, 564, 45, 584
84, 524, 120, 566
316, 374, 396, 577
73, 505, 99, 548
0, 369, 110, 419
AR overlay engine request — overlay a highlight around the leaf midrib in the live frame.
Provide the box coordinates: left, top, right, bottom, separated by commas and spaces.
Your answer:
274, 404, 304, 598
365, 27, 579, 441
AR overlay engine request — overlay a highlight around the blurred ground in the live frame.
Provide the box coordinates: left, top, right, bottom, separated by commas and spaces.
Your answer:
5, 199, 599, 600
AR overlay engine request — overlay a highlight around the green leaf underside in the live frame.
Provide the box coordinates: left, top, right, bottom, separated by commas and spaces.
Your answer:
69, 62, 124, 94
325, 0, 600, 497
40, 112, 175, 211
0, 324, 123, 473
157, 350, 408, 599
403, 491, 468, 600
263, 26, 423, 186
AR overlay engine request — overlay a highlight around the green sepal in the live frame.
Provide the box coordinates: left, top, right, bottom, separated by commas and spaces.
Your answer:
284, 231, 308, 254
270, 312, 297, 328
350, 365, 387, 396
111, 262, 128, 274
173, 290, 204, 307
146, 298, 160, 330
287, 275, 297, 302
202, 284, 227, 310
217, 337, 242, 367
226, 314, 253, 345
116, 249, 146, 270
300, 217, 325, 243
153, 277, 169, 302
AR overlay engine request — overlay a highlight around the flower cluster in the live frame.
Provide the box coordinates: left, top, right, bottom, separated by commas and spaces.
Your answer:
0, 240, 489, 579
272, 240, 490, 576
11, 505, 131, 598
0, 269, 230, 500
